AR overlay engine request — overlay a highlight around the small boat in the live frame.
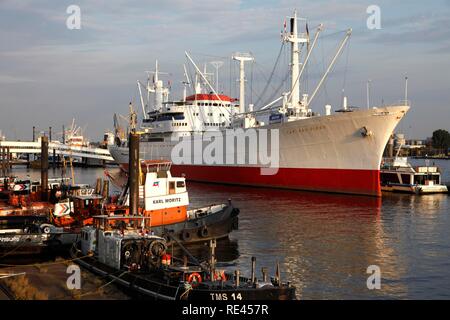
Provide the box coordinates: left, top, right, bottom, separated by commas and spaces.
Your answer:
0, 179, 103, 255
72, 215, 295, 300
380, 157, 448, 194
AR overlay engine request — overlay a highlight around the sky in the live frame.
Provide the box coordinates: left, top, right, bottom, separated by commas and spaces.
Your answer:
0, 0, 449, 141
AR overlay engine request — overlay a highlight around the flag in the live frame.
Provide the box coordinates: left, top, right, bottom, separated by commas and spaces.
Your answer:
283, 19, 287, 33
153, 181, 159, 187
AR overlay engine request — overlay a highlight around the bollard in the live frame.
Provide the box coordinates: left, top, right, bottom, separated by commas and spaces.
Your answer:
262, 267, 268, 282
251, 257, 256, 284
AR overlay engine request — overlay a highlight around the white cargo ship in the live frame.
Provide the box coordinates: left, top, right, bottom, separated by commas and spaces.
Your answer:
109, 10, 409, 197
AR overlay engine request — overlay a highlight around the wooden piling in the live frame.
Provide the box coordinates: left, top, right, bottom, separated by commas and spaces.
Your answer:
1, 147, 5, 177
41, 136, 49, 201
7, 146, 11, 174
129, 132, 139, 216
95, 178, 102, 194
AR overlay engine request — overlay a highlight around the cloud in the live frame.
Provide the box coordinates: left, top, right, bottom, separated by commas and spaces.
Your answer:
0, 0, 449, 139
0, 75, 36, 84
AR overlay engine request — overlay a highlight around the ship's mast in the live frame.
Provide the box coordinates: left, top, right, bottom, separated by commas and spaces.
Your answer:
291, 10, 300, 108
182, 64, 191, 102
232, 53, 254, 114
284, 10, 309, 111
145, 60, 170, 112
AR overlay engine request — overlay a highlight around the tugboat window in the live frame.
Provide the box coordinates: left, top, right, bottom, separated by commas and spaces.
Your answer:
176, 181, 185, 188
169, 182, 176, 194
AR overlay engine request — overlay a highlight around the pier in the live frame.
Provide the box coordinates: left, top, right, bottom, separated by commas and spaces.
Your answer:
0, 139, 114, 168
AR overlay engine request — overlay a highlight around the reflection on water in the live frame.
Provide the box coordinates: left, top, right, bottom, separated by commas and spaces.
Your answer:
6, 166, 450, 299
189, 183, 449, 299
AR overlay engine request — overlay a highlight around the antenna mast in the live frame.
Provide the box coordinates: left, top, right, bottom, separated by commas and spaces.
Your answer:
210, 61, 224, 92
404, 76, 408, 105
145, 60, 170, 112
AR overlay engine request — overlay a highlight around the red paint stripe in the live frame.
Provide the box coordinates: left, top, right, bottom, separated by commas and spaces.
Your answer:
185, 94, 234, 102
170, 165, 381, 197
120, 163, 381, 196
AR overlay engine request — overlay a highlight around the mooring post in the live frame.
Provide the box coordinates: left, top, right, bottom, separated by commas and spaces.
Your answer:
251, 257, 256, 284
129, 132, 139, 216
261, 267, 268, 282
50, 126, 56, 168
235, 270, 240, 287
6, 146, 11, 174
1, 147, 4, 177
41, 135, 49, 201
1, 147, 5, 178
95, 178, 102, 194
102, 180, 110, 200
209, 239, 217, 281
275, 260, 281, 285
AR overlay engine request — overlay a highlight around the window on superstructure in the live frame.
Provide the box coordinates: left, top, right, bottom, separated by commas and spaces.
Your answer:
213, 103, 218, 106
176, 181, 185, 188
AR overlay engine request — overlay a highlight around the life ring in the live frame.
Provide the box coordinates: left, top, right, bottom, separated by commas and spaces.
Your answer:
198, 226, 209, 238
180, 230, 191, 241
187, 272, 202, 286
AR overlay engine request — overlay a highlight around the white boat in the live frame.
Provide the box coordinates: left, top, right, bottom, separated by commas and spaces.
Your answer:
108, 9, 409, 197
380, 157, 448, 194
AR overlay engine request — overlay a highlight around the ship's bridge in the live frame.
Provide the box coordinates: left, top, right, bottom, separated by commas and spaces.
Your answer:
142, 93, 238, 134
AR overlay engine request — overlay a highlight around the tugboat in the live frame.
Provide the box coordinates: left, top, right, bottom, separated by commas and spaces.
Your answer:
101, 133, 239, 244
73, 215, 295, 300
103, 159, 239, 244
380, 157, 448, 194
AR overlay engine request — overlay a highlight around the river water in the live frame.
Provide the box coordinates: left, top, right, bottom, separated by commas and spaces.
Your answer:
9, 159, 450, 299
